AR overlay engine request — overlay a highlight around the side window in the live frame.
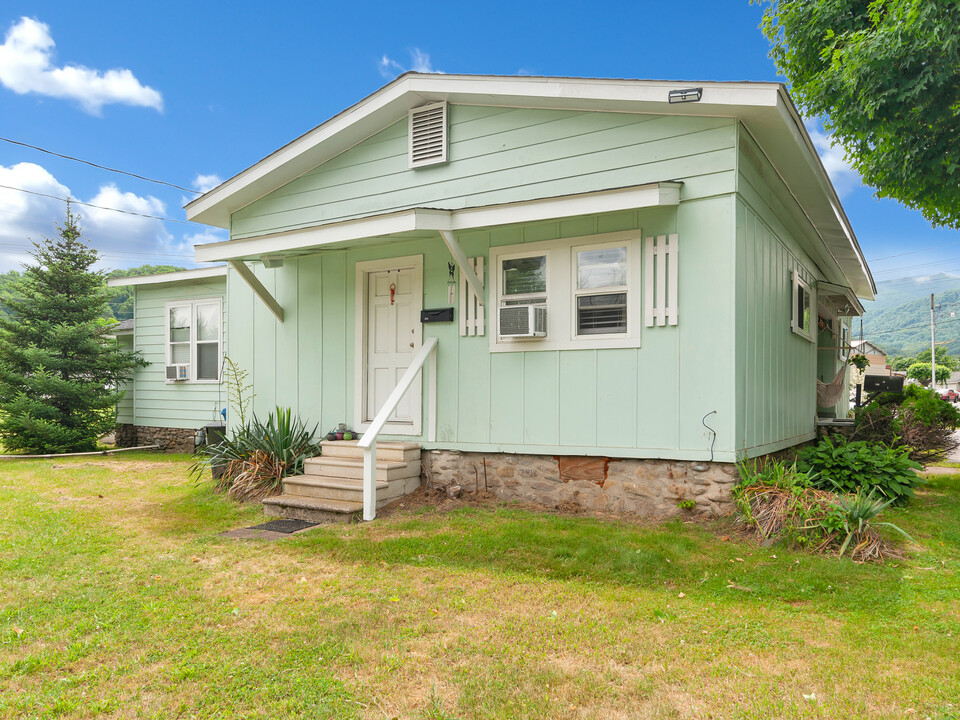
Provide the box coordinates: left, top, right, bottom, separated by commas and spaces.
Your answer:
501, 255, 547, 306
791, 270, 814, 341
168, 305, 191, 364
165, 299, 222, 382
195, 302, 221, 380
574, 245, 628, 336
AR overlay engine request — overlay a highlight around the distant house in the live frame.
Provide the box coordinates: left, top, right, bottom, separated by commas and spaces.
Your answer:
108, 267, 227, 452
127, 74, 875, 520
850, 339, 891, 376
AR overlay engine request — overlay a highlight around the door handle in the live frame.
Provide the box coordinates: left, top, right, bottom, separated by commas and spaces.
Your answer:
409, 342, 414, 348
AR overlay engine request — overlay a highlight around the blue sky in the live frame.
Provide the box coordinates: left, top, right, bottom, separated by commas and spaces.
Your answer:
0, 1, 957, 290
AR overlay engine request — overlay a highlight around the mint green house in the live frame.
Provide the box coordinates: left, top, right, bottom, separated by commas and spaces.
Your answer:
177, 74, 873, 521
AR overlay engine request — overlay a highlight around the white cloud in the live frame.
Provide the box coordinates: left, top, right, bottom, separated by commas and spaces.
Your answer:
804, 121, 861, 198
0, 17, 163, 114
378, 48, 442, 79
192, 173, 222, 194
0, 162, 195, 272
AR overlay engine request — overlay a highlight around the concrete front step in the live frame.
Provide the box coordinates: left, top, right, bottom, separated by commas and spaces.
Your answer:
320, 440, 421, 463
284, 474, 420, 504
303, 456, 421, 482
262, 494, 361, 523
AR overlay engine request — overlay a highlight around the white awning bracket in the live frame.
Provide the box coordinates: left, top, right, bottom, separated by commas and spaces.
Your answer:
229, 259, 284, 322
439, 230, 484, 306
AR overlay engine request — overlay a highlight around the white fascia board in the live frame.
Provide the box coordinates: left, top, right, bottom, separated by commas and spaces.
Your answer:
769, 91, 874, 299
185, 74, 780, 229
193, 182, 680, 263
106, 265, 228, 287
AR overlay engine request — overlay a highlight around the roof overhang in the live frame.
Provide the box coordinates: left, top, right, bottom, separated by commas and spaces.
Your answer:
818, 280, 865, 317
185, 73, 874, 299
195, 182, 681, 263
106, 265, 228, 287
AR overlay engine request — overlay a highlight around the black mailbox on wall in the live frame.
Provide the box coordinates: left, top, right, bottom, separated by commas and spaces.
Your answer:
421, 307, 454, 323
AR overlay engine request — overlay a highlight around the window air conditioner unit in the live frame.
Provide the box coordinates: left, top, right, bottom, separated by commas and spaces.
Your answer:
165, 364, 189, 382
498, 305, 547, 338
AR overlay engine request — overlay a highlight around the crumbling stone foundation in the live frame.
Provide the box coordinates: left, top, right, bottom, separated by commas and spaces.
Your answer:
420, 451, 739, 517
115, 423, 197, 453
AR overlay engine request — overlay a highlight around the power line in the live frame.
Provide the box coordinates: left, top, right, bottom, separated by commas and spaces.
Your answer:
0, 183, 194, 226
0, 136, 201, 195
873, 256, 960, 275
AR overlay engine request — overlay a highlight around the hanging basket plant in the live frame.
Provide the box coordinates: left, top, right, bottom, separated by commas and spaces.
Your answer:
850, 354, 870, 371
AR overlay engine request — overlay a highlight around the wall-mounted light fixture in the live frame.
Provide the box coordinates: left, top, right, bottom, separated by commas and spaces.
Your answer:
261, 254, 284, 269
668, 87, 703, 104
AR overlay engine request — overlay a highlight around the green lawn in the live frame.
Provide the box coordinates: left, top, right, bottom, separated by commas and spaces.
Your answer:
1, 454, 958, 719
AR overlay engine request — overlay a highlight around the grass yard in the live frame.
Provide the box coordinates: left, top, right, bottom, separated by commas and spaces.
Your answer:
1, 455, 958, 719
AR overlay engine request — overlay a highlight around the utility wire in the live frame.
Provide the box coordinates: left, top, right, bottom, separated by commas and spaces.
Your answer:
0, 136, 201, 195
0, 183, 194, 226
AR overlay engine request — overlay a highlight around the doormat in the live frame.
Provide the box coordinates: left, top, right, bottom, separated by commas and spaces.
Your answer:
248, 518, 318, 534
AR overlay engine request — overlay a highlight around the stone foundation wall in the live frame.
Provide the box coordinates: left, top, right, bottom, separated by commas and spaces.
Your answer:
115, 424, 197, 453
421, 451, 739, 517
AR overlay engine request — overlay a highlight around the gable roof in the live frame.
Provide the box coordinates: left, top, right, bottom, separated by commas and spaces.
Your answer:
185, 73, 874, 299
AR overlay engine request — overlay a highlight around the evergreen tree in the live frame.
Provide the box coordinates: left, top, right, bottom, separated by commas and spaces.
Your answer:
0, 208, 145, 453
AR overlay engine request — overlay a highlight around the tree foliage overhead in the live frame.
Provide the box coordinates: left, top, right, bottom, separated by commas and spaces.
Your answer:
0, 209, 146, 454
757, 0, 960, 228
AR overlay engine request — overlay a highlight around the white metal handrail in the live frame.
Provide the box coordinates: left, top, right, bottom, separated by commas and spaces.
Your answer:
357, 336, 438, 521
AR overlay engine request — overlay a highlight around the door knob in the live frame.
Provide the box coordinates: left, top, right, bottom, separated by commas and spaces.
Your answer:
409, 342, 414, 348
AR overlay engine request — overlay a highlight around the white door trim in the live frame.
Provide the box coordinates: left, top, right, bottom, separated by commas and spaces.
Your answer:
353, 255, 423, 436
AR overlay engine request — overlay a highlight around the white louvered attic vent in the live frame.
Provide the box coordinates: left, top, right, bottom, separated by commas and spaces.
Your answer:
408, 102, 448, 168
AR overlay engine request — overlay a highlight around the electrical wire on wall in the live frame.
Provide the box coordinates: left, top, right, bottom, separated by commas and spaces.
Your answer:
701, 410, 718, 462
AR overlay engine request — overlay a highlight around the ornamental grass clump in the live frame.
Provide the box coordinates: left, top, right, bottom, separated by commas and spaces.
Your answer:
191, 406, 322, 501
735, 457, 911, 562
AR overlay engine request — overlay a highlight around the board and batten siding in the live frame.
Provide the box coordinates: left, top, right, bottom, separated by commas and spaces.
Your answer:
230, 106, 738, 240
130, 279, 228, 429
228, 201, 738, 462
735, 123, 827, 455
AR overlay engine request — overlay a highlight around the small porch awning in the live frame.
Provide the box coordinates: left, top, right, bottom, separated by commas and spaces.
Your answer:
194, 182, 682, 264
817, 281, 864, 318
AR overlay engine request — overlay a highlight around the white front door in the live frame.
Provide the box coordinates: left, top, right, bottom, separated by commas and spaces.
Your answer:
359, 259, 423, 434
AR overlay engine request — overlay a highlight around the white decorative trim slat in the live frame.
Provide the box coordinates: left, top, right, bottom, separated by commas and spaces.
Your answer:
655, 235, 667, 326
667, 233, 678, 325
644, 239, 655, 327
644, 234, 679, 327
459, 256, 485, 336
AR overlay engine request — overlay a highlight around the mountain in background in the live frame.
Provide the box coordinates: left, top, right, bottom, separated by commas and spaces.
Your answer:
0, 265, 186, 323
859, 273, 960, 357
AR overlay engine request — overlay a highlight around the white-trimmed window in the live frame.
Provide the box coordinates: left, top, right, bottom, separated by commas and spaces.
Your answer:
489, 230, 644, 352
791, 270, 815, 341
501, 253, 548, 306
574, 243, 629, 336
165, 298, 222, 382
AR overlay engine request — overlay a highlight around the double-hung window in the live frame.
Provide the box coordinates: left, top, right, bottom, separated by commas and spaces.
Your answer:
574, 244, 628, 336
489, 230, 645, 351
165, 299, 222, 382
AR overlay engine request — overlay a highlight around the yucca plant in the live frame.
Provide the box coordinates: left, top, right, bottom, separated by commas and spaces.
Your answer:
191, 406, 322, 500
826, 487, 914, 560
